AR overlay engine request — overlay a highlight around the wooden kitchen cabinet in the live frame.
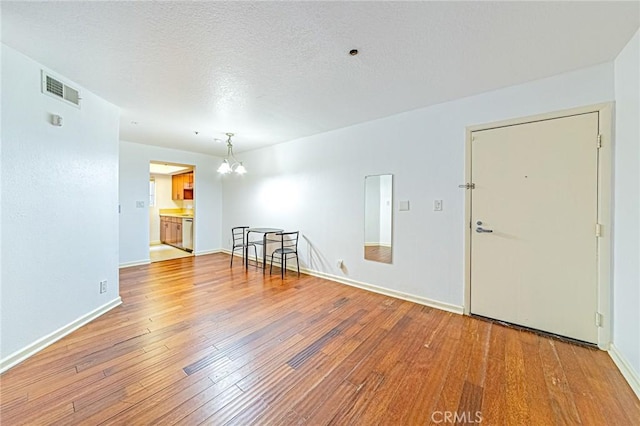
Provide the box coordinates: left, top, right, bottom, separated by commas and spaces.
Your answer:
172, 174, 184, 200
174, 217, 182, 247
168, 218, 176, 245
171, 176, 178, 200
160, 216, 183, 248
172, 172, 194, 200
160, 217, 168, 243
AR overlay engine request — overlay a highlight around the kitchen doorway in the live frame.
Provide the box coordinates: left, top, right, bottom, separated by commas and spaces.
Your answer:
149, 161, 196, 262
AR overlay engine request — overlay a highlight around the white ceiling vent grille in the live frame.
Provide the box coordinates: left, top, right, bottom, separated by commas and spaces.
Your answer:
41, 71, 81, 108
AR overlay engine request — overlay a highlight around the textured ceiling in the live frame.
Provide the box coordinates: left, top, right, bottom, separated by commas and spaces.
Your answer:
2, 1, 638, 156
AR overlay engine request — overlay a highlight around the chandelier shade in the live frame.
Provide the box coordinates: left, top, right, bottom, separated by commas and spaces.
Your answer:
217, 133, 246, 175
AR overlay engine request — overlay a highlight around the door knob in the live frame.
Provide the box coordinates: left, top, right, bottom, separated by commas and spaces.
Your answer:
475, 220, 493, 233
476, 227, 493, 233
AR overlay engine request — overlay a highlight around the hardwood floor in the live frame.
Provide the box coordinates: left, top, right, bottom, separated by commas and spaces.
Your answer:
364, 245, 392, 263
1, 253, 638, 424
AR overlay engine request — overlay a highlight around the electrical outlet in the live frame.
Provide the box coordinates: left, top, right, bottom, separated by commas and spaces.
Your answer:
434, 200, 443, 211
100, 280, 107, 294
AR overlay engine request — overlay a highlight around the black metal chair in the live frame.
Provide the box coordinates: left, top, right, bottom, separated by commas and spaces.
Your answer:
269, 231, 300, 278
247, 231, 280, 269
230, 226, 257, 267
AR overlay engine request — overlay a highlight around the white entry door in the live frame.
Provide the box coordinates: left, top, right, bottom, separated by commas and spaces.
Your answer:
470, 112, 600, 344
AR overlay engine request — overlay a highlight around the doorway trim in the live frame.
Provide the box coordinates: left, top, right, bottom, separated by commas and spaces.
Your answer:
462, 102, 613, 349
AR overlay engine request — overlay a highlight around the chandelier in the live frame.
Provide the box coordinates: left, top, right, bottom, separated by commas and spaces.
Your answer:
217, 132, 246, 175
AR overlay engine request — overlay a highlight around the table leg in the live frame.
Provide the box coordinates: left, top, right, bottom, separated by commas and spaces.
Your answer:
245, 231, 250, 270
263, 233, 267, 274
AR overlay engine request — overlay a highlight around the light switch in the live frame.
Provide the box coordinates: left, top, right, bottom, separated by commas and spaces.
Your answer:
399, 201, 410, 211
136, 201, 145, 208
434, 200, 443, 211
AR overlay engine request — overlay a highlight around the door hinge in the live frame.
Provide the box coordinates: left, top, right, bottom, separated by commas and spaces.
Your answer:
597, 134, 602, 149
595, 223, 602, 237
458, 183, 475, 190
595, 312, 603, 327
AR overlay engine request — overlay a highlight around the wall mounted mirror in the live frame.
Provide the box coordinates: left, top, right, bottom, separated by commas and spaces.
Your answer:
364, 174, 393, 263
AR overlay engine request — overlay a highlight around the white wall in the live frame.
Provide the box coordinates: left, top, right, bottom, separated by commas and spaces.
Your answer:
119, 141, 222, 266
221, 62, 614, 309
1, 45, 120, 361
613, 29, 640, 385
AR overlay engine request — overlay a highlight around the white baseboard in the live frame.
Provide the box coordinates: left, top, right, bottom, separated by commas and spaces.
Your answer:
222, 248, 249, 257
301, 268, 464, 314
364, 242, 392, 247
195, 248, 223, 256
119, 259, 150, 268
609, 344, 640, 399
220, 250, 463, 314
0, 297, 123, 373
150, 240, 161, 246
223, 249, 268, 265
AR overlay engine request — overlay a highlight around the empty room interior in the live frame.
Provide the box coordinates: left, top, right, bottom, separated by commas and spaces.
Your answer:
1, 2, 639, 424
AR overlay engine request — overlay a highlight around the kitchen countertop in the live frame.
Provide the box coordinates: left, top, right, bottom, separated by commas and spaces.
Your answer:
159, 214, 193, 218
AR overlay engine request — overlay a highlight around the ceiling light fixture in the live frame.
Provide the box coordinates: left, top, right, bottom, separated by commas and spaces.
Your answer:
217, 133, 246, 175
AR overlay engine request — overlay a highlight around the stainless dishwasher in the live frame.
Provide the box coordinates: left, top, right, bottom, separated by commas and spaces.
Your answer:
182, 218, 193, 251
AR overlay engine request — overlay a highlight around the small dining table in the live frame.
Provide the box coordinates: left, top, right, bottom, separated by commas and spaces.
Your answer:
245, 227, 283, 272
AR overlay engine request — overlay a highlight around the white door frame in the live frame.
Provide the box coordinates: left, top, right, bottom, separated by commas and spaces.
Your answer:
463, 103, 613, 349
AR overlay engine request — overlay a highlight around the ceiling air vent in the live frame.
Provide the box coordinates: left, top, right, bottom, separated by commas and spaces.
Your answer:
41, 71, 81, 108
